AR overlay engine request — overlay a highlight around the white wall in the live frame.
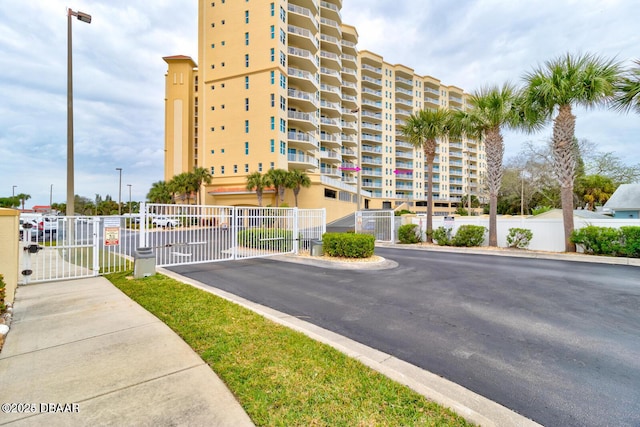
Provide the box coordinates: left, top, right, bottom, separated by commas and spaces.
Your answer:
410, 216, 640, 252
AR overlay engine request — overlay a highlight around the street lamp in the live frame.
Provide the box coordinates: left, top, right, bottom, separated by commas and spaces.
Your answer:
67, 8, 91, 221
127, 184, 132, 214
116, 168, 123, 215
351, 107, 361, 211
464, 150, 472, 216
12, 185, 17, 197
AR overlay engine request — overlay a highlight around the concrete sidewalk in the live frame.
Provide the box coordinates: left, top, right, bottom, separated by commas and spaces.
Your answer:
0, 277, 254, 427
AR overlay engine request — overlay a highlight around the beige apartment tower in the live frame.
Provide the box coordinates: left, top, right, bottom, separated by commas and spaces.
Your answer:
164, 0, 486, 222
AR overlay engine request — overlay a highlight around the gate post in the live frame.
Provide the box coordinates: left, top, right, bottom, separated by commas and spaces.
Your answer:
92, 217, 100, 275
139, 202, 147, 248
293, 208, 299, 254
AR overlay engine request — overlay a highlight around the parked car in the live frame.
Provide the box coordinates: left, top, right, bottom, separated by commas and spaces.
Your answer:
37, 216, 59, 236
19, 219, 39, 240
152, 216, 179, 228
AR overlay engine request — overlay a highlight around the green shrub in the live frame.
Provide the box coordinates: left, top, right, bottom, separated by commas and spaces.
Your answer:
237, 228, 293, 252
432, 227, 452, 246
570, 226, 622, 256
507, 228, 533, 249
394, 209, 412, 216
532, 206, 553, 216
0, 274, 6, 313
452, 225, 486, 247
398, 224, 421, 244
620, 226, 640, 258
322, 233, 375, 258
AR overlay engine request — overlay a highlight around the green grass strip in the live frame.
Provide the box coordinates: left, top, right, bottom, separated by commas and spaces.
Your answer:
107, 271, 472, 427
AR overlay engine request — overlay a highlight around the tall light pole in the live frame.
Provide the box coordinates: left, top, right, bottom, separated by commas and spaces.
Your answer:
351, 107, 361, 211
127, 184, 132, 214
50, 184, 53, 208
67, 8, 91, 221
464, 150, 472, 216
12, 185, 17, 197
116, 168, 123, 215
520, 169, 525, 216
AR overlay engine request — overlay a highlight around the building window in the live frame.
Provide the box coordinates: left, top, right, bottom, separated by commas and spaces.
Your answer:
280, 6, 285, 22
245, 32, 249, 45
245, 54, 249, 67
280, 95, 286, 111
245, 76, 249, 89
221, 41, 225, 46
280, 141, 286, 155
245, 142, 249, 155
279, 73, 286, 89
270, 162, 275, 170
245, 120, 249, 133
210, 166, 215, 174
270, 2, 274, 16
258, 162, 263, 172
279, 51, 286, 67
270, 116, 275, 130
245, 98, 249, 111
270, 93, 275, 107
270, 70, 275, 84
211, 43, 215, 48
270, 139, 275, 153
221, 166, 225, 174
270, 25, 275, 39
270, 48, 275, 62
280, 29, 286, 44
279, 118, 285, 132
244, 164, 249, 172
233, 165, 238, 173
245, 10, 249, 24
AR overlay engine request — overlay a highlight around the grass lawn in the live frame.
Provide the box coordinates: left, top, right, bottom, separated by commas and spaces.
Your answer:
107, 271, 472, 427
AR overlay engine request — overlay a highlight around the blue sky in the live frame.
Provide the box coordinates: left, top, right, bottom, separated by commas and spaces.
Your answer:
1, 0, 638, 207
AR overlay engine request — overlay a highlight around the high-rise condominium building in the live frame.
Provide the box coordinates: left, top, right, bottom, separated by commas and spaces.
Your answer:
164, 0, 486, 222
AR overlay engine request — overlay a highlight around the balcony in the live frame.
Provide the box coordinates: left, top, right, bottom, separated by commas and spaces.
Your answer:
396, 98, 413, 107
361, 156, 382, 165
361, 133, 383, 143
396, 140, 414, 149
320, 83, 341, 101
320, 148, 341, 163
362, 75, 382, 87
395, 76, 413, 88
361, 145, 382, 154
288, 46, 318, 72
320, 116, 341, 132
341, 53, 357, 67
320, 50, 341, 69
321, 165, 341, 177
288, 66, 319, 93
362, 63, 382, 75
395, 108, 411, 117
288, 131, 319, 150
288, 152, 319, 169
288, 24, 318, 51
287, 4, 318, 31
320, 17, 341, 37
320, 99, 340, 114
288, 88, 318, 109
362, 87, 382, 98
288, 110, 318, 130
362, 99, 382, 110
396, 87, 414, 98
320, 132, 342, 147
361, 110, 382, 121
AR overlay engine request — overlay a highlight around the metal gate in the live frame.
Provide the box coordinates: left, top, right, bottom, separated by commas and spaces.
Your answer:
355, 210, 395, 243
19, 206, 326, 282
19, 215, 136, 285
141, 204, 326, 268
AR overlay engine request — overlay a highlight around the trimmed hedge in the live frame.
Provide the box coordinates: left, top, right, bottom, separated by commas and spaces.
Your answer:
571, 225, 640, 257
322, 233, 375, 258
507, 228, 533, 249
237, 228, 293, 252
433, 225, 486, 247
398, 224, 421, 244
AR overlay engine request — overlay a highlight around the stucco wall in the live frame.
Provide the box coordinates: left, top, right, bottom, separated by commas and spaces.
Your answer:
0, 208, 19, 304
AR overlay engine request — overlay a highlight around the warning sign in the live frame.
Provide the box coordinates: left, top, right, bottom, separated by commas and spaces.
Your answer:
105, 227, 120, 246
104, 218, 120, 246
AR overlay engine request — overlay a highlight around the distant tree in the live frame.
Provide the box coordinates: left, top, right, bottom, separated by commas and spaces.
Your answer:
522, 52, 622, 251
287, 169, 311, 207
265, 169, 289, 207
16, 193, 31, 211
399, 108, 453, 243
613, 59, 640, 114
168, 173, 196, 204
0, 197, 20, 208
147, 181, 172, 204
192, 167, 212, 205
574, 174, 617, 210
245, 172, 268, 206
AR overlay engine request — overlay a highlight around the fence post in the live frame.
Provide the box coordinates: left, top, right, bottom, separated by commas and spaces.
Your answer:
139, 202, 147, 248
293, 208, 299, 254
232, 207, 238, 259
92, 217, 100, 275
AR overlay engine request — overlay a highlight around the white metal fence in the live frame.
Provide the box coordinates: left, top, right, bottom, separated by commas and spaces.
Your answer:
355, 210, 395, 243
20, 206, 326, 283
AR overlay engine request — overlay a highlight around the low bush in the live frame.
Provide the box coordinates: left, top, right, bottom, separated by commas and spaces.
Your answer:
398, 224, 421, 244
322, 233, 375, 258
620, 226, 640, 258
507, 228, 533, 249
432, 227, 452, 246
237, 228, 293, 252
570, 226, 622, 256
452, 225, 486, 247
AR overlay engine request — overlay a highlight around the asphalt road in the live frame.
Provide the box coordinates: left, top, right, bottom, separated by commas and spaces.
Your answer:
169, 247, 640, 427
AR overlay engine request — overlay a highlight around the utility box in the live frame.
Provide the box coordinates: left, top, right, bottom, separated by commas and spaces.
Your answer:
310, 240, 323, 257
133, 247, 156, 278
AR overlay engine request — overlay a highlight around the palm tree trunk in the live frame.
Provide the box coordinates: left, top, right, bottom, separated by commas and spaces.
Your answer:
485, 127, 504, 247
553, 104, 577, 252
425, 149, 434, 243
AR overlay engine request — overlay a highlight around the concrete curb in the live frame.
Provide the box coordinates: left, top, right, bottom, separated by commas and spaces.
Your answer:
158, 267, 541, 427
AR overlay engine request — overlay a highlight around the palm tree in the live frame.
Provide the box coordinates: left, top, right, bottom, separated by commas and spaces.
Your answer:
147, 181, 172, 204
245, 171, 267, 206
449, 83, 524, 246
265, 168, 289, 207
169, 173, 196, 204
522, 52, 622, 252
287, 169, 311, 207
613, 59, 640, 114
399, 108, 452, 243
192, 167, 212, 205
17, 193, 31, 211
